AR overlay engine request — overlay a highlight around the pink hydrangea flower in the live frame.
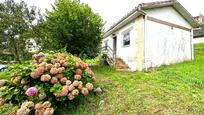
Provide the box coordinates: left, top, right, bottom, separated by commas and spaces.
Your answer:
32, 54, 38, 59
81, 88, 89, 96
37, 52, 45, 57
25, 87, 38, 96
95, 87, 102, 93
86, 83, 93, 91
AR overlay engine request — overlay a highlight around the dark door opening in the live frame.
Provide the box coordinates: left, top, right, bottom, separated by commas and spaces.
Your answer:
113, 36, 117, 56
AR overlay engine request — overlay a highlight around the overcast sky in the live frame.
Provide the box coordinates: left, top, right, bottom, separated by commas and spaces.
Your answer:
1, 0, 204, 30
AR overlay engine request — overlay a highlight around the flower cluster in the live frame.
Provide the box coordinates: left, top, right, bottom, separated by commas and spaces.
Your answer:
16, 101, 54, 115
30, 53, 98, 99
53, 81, 94, 100
0, 52, 102, 115
11, 76, 22, 84
0, 98, 5, 106
35, 101, 54, 115
25, 87, 38, 96
16, 101, 34, 115
75, 61, 96, 82
95, 87, 102, 93
32, 52, 45, 64
0, 80, 7, 88
38, 93, 47, 100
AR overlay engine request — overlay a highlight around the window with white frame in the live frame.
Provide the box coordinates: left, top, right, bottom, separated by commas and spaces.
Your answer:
123, 31, 130, 46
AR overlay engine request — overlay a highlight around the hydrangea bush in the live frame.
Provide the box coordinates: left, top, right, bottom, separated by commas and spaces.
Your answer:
0, 52, 102, 115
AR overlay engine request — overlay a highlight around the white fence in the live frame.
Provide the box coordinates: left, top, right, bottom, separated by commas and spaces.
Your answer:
193, 37, 204, 44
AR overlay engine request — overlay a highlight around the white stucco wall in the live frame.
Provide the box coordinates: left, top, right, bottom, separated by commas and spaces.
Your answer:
102, 20, 138, 71
144, 6, 191, 28
144, 7, 192, 68
116, 21, 137, 71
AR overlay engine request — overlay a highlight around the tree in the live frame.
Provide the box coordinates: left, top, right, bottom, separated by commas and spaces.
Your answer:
45, 0, 104, 59
0, 0, 41, 63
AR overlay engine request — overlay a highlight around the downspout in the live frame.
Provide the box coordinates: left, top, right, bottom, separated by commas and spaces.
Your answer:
143, 15, 147, 70
190, 28, 194, 60
138, 9, 147, 71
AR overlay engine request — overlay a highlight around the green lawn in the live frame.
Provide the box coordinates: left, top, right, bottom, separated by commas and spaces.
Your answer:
1, 44, 204, 114
78, 43, 204, 114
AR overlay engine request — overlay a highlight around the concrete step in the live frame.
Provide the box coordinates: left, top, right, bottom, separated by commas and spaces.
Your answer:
115, 58, 129, 69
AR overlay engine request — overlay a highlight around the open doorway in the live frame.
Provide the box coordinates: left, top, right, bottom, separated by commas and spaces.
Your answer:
113, 35, 117, 57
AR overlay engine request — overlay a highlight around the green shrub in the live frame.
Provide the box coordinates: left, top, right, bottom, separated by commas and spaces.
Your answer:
0, 54, 15, 61
0, 103, 19, 115
44, 0, 104, 59
0, 52, 101, 114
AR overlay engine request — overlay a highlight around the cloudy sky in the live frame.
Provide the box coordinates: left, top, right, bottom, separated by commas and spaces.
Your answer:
1, 0, 204, 30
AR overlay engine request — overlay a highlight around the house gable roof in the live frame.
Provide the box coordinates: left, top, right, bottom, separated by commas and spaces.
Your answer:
104, 0, 199, 38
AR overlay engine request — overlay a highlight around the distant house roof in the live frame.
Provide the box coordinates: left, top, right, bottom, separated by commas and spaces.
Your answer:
193, 15, 204, 38
193, 15, 204, 25
104, 0, 199, 38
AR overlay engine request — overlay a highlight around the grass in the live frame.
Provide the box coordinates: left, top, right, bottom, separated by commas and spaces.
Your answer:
0, 71, 11, 80
83, 56, 100, 66
73, 43, 204, 114
1, 43, 204, 114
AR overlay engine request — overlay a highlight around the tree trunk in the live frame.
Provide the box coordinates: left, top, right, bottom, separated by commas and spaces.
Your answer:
10, 36, 21, 64
14, 50, 21, 64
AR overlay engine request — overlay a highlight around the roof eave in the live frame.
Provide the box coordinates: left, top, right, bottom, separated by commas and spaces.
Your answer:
103, 11, 145, 38
172, 2, 199, 28
104, 0, 199, 38
140, 3, 173, 10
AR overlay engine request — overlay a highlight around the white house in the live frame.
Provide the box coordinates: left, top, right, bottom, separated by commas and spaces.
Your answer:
101, 0, 199, 71
26, 38, 39, 52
